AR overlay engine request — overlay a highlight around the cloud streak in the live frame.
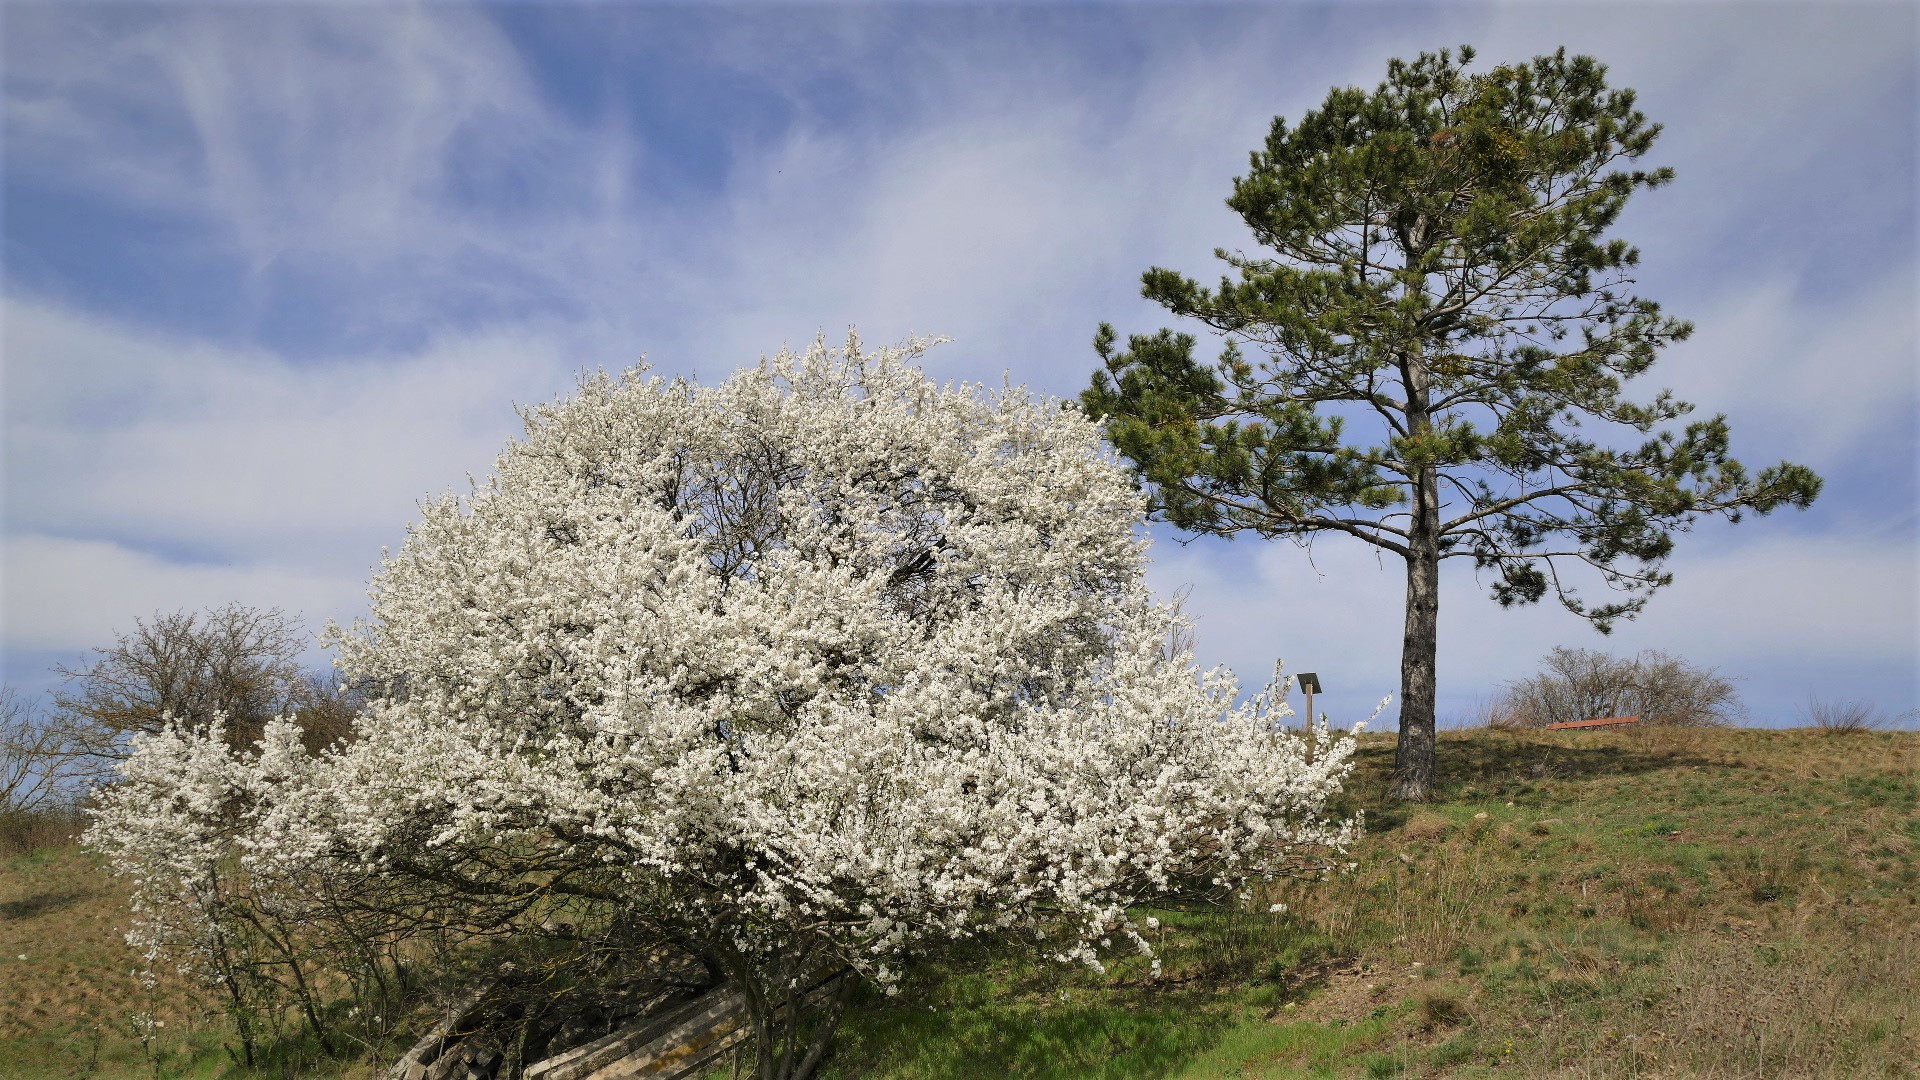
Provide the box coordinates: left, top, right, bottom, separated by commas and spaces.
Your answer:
4, 3, 1913, 722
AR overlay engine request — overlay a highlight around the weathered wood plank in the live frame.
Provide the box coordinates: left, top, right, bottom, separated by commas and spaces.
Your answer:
386, 970, 510, 1080
528, 969, 851, 1080
523, 989, 713, 1080
583, 987, 748, 1079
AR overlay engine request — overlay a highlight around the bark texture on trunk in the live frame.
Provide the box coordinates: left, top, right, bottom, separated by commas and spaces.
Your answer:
1392, 541, 1439, 800
1392, 459, 1442, 802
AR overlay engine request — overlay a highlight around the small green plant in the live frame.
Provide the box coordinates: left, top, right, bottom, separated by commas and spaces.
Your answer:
1364, 1052, 1407, 1078
1621, 818, 1682, 838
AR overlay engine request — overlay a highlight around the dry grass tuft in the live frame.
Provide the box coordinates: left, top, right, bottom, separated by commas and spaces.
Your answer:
1415, 987, 1468, 1030
1401, 811, 1452, 842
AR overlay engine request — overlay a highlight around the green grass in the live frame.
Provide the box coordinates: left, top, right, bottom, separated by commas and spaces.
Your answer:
804, 727, 1920, 1079
6, 726, 1916, 1078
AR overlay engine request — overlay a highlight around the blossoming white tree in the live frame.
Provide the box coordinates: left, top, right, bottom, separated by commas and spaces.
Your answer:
93, 334, 1366, 1080
86, 718, 340, 1067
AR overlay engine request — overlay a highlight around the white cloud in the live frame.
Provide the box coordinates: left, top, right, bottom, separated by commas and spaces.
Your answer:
0, 5, 1456, 375
1659, 274, 1918, 468
2, 296, 583, 576
2, 3, 1912, 723
5, 7, 548, 262
1, 4, 659, 350
1, 533, 355, 661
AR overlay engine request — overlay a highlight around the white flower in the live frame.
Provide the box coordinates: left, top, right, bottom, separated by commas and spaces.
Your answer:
88, 334, 1364, 1043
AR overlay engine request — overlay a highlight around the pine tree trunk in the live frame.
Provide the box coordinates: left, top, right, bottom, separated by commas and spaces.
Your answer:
1392, 465, 1442, 801
1392, 542, 1440, 799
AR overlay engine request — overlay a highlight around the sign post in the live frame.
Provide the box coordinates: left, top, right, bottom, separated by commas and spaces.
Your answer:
1297, 672, 1322, 764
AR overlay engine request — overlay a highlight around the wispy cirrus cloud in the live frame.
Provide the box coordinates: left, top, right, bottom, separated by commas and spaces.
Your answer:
4, 2, 1913, 722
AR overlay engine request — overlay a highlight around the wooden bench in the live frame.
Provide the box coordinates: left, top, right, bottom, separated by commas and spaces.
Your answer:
1544, 715, 1639, 731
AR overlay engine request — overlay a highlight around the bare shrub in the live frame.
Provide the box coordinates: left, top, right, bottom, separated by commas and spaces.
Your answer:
1803, 697, 1910, 734
0, 802, 87, 857
1484, 701, 1528, 730
1630, 651, 1745, 726
293, 669, 364, 752
51, 604, 355, 756
1498, 647, 1742, 728
0, 687, 91, 854
1, 686, 93, 812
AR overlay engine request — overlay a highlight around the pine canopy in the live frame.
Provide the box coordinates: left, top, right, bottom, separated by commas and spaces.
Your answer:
1084, 47, 1820, 630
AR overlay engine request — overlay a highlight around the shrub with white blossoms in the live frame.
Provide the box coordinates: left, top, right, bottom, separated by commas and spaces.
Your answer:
86, 717, 339, 1067
92, 334, 1366, 1080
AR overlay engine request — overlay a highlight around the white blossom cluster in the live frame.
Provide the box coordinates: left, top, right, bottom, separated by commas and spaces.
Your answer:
90, 334, 1366, 1012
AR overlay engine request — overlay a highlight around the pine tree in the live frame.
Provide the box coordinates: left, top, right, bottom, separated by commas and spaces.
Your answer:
1083, 47, 1820, 799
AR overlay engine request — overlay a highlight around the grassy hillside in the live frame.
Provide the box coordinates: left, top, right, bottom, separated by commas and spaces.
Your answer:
5, 727, 1915, 1079
0, 846, 228, 1078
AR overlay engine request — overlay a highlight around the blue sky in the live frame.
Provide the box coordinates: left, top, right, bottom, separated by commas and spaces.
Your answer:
4, 1, 1915, 729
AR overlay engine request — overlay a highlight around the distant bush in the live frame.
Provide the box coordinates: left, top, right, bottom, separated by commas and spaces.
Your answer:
2, 686, 94, 814
52, 603, 358, 758
0, 803, 86, 858
1495, 647, 1742, 729
1803, 697, 1912, 734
